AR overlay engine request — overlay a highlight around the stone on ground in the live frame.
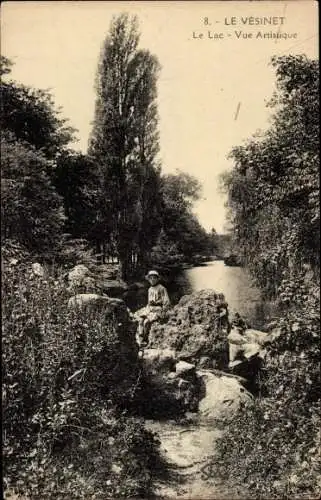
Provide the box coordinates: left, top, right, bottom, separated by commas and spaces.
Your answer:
143, 348, 176, 374
175, 360, 196, 378
31, 262, 45, 277
68, 293, 122, 312
197, 370, 253, 423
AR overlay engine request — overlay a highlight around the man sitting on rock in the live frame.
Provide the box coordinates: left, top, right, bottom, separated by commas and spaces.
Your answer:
136, 270, 171, 348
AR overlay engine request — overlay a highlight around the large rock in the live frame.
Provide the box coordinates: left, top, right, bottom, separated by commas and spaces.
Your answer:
142, 348, 176, 374
197, 370, 253, 423
67, 264, 97, 293
99, 279, 128, 297
140, 347, 201, 415
227, 327, 283, 366
68, 293, 123, 312
227, 328, 248, 363
148, 289, 229, 369
67, 294, 136, 348
67, 264, 129, 297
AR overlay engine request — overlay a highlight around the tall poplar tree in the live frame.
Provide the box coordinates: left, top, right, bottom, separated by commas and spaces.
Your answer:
88, 14, 161, 279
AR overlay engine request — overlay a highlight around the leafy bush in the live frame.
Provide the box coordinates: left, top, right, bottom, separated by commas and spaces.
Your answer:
150, 239, 185, 269
2, 258, 161, 499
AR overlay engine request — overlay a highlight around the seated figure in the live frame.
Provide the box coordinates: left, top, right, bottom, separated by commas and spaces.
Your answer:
135, 270, 171, 348
215, 292, 230, 332
227, 312, 250, 367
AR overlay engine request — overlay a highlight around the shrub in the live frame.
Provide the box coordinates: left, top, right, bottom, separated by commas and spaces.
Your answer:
2, 258, 161, 499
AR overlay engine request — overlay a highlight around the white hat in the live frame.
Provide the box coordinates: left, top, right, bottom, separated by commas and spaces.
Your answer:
147, 270, 160, 277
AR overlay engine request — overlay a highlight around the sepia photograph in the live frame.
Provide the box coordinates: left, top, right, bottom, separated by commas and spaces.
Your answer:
1, 1, 320, 499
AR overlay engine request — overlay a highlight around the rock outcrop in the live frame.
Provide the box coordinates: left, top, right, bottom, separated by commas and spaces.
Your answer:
139, 289, 266, 418
227, 326, 283, 368
67, 264, 96, 293
141, 348, 201, 415
67, 263, 128, 297
148, 289, 229, 369
197, 370, 253, 423
140, 346, 252, 422
68, 293, 138, 357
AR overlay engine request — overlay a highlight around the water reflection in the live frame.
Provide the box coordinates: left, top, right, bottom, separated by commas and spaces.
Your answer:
185, 261, 264, 327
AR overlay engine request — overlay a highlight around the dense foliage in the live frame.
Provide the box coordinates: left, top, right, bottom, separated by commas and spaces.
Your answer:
222, 55, 319, 296
210, 275, 320, 499
2, 257, 161, 499
1, 56, 73, 257
52, 151, 101, 243
1, 134, 66, 253
2, 32, 168, 498
1, 58, 74, 159
214, 55, 320, 499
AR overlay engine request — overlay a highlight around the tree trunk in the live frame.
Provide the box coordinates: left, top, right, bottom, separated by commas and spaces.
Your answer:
102, 241, 106, 264
119, 255, 129, 280
96, 240, 101, 264
118, 245, 132, 281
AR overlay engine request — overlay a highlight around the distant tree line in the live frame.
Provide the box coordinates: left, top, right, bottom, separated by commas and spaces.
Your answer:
1, 14, 219, 280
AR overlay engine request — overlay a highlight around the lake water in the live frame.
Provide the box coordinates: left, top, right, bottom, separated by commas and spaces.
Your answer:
183, 260, 268, 328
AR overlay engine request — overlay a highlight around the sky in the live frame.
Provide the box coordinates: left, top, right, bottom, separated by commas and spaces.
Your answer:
1, 0, 319, 232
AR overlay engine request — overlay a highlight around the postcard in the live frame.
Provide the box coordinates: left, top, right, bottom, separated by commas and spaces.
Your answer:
2, 2, 319, 499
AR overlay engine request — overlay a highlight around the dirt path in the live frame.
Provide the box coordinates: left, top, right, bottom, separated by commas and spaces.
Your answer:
146, 420, 246, 500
